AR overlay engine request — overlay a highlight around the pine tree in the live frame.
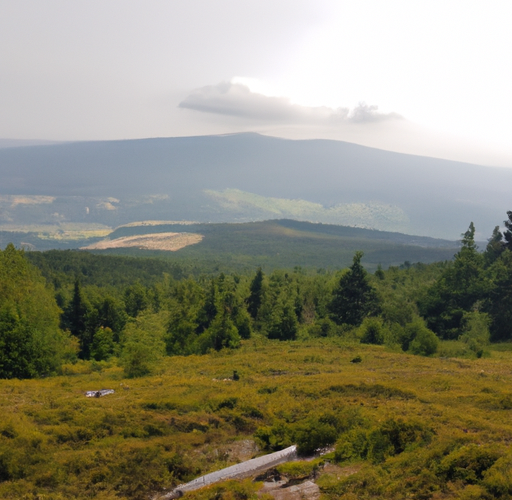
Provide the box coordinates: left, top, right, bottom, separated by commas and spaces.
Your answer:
63, 279, 91, 359
485, 250, 512, 341
196, 278, 218, 333
484, 226, 504, 265
247, 268, 264, 320
419, 222, 485, 339
203, 310, 240, 352
504, 211, 512, 250
165, 279, 203, 355
329, 251, 379, 326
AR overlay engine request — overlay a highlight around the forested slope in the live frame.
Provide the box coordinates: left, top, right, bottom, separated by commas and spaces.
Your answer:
86, 219, 459, 272
9, 213, 512, 367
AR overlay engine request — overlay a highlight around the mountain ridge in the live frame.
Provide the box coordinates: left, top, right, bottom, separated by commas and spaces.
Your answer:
0, 132, 510, 239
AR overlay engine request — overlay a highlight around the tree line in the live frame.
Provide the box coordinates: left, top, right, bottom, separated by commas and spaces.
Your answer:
1, 211, 511, 379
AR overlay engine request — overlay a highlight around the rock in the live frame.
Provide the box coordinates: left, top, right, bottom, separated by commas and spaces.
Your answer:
85, 389, 115, 398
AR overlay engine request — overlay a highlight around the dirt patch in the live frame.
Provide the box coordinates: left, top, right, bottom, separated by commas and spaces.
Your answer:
321, 463, 362, 479
257, 462, 361, 499
257, 460, 360, 500
196, 439, 261, 464
81, 232, 203, 251
259, 480, 320, 500
223, 439, 261, 462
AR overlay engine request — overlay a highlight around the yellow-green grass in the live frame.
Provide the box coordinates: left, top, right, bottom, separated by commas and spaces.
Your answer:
205, 189, 411, 233
0, 223, 112, 241
118, 221, 199, 228
1, 340, 512, 499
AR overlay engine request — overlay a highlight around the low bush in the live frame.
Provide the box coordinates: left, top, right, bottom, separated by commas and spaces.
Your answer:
437, 444, 503, 484
482, 452, 512, 497
335, 418, 434, 464
276, 459, 323, 479
295, 418, 338, 455
254, 423, 294, 452
359, 318, 385, 345
401, 318, 439, 356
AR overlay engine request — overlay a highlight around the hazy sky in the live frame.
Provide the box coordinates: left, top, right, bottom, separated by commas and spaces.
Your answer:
1, 1, 511, 166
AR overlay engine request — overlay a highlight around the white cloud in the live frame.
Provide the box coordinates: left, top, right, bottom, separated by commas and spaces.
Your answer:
179, 82, 402, 125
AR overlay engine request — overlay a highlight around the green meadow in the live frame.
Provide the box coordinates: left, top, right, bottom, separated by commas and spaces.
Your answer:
2, 340, 512, 499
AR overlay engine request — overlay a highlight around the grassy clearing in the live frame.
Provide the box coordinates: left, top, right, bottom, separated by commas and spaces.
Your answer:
0, 223, 110, 234
82, 232, 203, 251
118, 221, 199, 228
204, 189, 411, 233
0, 223, 112, 241
1, 339, 512, 499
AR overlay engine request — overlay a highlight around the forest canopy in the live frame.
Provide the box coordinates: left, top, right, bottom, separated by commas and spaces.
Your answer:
0, 213, 511, 379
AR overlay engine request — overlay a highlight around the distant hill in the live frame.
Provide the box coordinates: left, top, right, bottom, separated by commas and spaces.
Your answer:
0, 139, 64, 148
83, 219, 460, 271
0, 133, 510, 239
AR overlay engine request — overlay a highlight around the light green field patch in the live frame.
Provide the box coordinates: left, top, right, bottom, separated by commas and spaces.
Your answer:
0, 194, 56, 206
118, 220, 199, 228
205, 189, 411, 232
0, 223, 112, 241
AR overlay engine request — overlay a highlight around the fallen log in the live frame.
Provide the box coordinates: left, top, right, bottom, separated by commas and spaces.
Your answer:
154, 445, 298, 499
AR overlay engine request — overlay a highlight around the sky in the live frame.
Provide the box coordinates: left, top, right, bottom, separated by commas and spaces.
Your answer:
1, 0, 511, 167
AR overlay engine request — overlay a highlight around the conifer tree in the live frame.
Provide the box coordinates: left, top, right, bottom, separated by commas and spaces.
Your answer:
329, 251, 379, 326
63, 279, 91, 359
196, 278, 218, 333
165, 279, 203, 355
484, 226, 504, 265
420, 222, 485, 339
196, 289, 241, 353
504, 211, 512, 250
485, 250, 512, 341
247, 268, 264, 320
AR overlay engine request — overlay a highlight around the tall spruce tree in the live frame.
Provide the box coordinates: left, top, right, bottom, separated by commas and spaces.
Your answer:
504, 211, 512, 251
484, 226, 505, 265
247, 268, 264, 320
196, 278, 218, 334
485, 250, 512, 341
329, 251, 379, 326
420, 222, 485, 339
63, 279, 91, 359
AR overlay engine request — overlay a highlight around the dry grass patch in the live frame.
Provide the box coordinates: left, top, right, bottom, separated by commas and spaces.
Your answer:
82, 232, 203, 251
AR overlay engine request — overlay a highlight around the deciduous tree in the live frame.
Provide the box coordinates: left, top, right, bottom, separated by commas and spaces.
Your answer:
0, 244, 76, 378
